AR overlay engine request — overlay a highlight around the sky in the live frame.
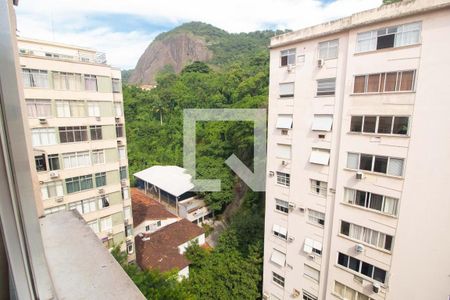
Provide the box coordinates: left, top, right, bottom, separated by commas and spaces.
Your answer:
15, 0, 381, 70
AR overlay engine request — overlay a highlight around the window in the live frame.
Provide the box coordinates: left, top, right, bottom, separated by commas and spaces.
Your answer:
318, 39, 338, 60
53, 72, 82, 90
346, 152, 404, 176
309, 148, 330, 166
303, 238, 322, 255
116, 124, 124, 138
127, 241, 134, 253
58, 126, 88, 143
356, 22, 421, 52
22, 68, 49, 88
353, 70, 416, 94
279, 82, 294, 98
65, 175, 93, 194
276, 144, 291, 159
62, 151, 90, 169
270, 249, 286, 267
337, 252, 387, 283
145, 225, 150, 231
92, 149, 105, 165
122, 187, 130, 200
44, 205, 66, 215
157, 220, 161, 227
302, 291, 318, 300
272, 224, 287, 240
84, 74, 98, 91
280, 48, 296, 66
334, 281, 373, 300
112, 78, 122, 93
275, 199, 289, 213
98, 195, 110, 209
48, 154, 60, 171
308, 209, 325, 227
272, 272, 285, 287
344, 188, 399, 216
26, 99, 51, 118
40, 181, 64, 200
118, 146, 126, 160
90, 125, 102, 140
100, 216, 113, 232
95, 172, 107, 187
114, 102, 123, 116
56, 100, 85, 117
88, 220, 99, 233
276, 114, 293, 129
125, 225, 133, 238
316, 78, 336, 96
276, 172, 290, 187
350, 115, 409, 135
34, 154, 46, 172
312, 115, 333, 131
340, 221, 394, 251
87, 101, 101, 117
310, 180, 327, 197
304, 264, 320, 283
31, 128, 57, 146
69, 198, 97, 214
120, 166, 128, 180
124, 206, 131, 220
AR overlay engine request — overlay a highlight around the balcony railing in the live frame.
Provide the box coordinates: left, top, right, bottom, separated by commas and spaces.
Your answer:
19, 48, 108, 65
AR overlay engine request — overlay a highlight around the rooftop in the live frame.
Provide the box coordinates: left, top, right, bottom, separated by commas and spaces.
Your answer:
131, 188, 178, 226
270, 0, 450, 48
135, 219, 204, 273
40, 210, 144, 299
133, 166, 195, 197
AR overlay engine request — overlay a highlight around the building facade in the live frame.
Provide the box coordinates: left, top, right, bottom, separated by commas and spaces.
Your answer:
18, 38, 135, 260
263, 1, 450, 299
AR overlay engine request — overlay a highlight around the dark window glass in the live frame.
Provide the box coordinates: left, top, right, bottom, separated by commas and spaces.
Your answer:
281, 55, 288, 66
100, 195, 109, 208
340, 221, 350, 236
361, 262, 373, 277
373, 267, 387, 283
378, 116, 393, 134
374, 156, 388, 173
116, 124, 124, 138
354, 76, 366, 93
90, 125, 102, 140
363, 116, 376, 133
35, 154, 46, 172
377, 34, 395, 49
48, 154, 60, 171
318, 218, 325, 226
350, 116, 363, 132
120, 166, 127, 180
360, 154, 373, 171
385, 235, 393, 251
370, 193, 383, 211
393, 117, 409, 135
337, 253, 348, 267
80, 175, 93, 190
95, 172, 106, 187
356, 191, 367, 207
349, 257, 360, 272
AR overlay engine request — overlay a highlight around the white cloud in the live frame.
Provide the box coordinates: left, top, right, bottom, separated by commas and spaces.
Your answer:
15, 0, 381, 69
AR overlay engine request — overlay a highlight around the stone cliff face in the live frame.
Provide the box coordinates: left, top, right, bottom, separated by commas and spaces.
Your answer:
129, 32, 213, 85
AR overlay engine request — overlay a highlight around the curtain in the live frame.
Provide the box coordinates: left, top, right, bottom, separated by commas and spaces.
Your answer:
353, 76, 366, 93
388, 158, 404, 176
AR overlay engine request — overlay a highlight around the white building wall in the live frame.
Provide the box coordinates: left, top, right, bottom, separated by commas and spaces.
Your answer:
134, 217, 179, 236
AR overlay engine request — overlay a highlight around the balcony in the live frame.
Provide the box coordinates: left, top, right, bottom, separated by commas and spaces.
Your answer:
19, 48, 107, 65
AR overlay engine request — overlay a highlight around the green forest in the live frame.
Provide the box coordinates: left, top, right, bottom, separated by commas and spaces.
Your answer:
120, 23, 284, 299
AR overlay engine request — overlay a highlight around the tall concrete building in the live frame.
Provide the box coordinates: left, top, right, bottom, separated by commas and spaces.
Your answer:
263, 1, 450, 299
18, 38, 135, 260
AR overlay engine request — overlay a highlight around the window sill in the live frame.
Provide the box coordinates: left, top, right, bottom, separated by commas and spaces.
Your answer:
275, 183, 290, 189
272, 234, 288, 243
343, 168, 404, 180
340, 202, 398, 220
353, 42, 421, 56
350, 90, 415, 96
274, 209, 289, 216
302, 274, 319, 285
334, 264, 386, 287
271, 280, 285, 289
347, 131, 409, 138
314, 95, 335, 98
278, 97, 294, 100
337, 233, 392, 254
306, 221, 325, 229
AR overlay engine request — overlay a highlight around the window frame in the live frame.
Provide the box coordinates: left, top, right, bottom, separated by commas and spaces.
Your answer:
310, 179, 327, 197
316, 78, 336, 96
350, 115, 410, 136
308, 209, 325, 227
318, 39, 339, 60
272, 271, 285, 287
353, 70, 416, 94
275, 198, 289, 214
346, 152, 404, 177
280, 48, 296, 67
276, 171, 290, 187
344, 187, 399, 216
340, 220, 394, 252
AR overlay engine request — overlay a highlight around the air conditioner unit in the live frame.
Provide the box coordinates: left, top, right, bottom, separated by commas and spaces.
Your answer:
288, 202, 296, 210
262, 292, 269, 300
98, 188, 105, 194
298, 207, 305, 213
317, 59, 324, 68
39, 118, 47, 125
268, 171, 275, 177
288, 236, 295, 243
95, 116, 101, 121
115, 117, 120, 123
49, 171, 59, 178
291, 289, 300, 298
282, 160, 288, 166
355, 243, 365, 253
372, 282, 381, 294
55, 197, 64, 203
117, 140, 123, 145
356, 171, 364, 180
318, 134, 325, 139
308, 254, 315, 259
287, 64, 295, 72
281, 129, 288, 135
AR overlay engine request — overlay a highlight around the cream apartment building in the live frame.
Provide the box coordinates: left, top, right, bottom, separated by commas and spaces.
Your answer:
263, 1, 450, 299
18, 38, 135, 260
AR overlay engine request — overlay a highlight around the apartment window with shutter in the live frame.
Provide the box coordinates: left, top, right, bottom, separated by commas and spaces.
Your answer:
279, 82, 295, 98
92, 149, 105, 165
88, 220, 100, 233
272, 272, 285, 287
98, 195, 110, 209
34, 154, 46, 172
302, 291, 318, 300
276, 172, 290, 187
90, 125, 103, 140
95, 172, 107, 187
344, 187, 399, 216
316, 78, 336, 96
40, 181, 64, 200
122, 187, 130, 200
276, 144, 291, 159
26, 99, 52, 118
270, 249, 286, 267
48, 154, 60, 171
58, 126, 88, 143
280, 49, 296, 66
312, 115, 333, 131
304, 264, 320, 283
31, 128, 57, 146
84, 74, 98, 91
114, 102, 123, 116
353, 70, 415, 94
56, 100, 85, 117
318, 39, 338, 60
308, 209, 325, 227
275, 199, 289, 214
118, 146, 126, 160
44, 205, 66, 215
334, 281, 373, 300
22, 68, 49, 88
310, 179, 327, 197
303, 238, 322, 255
276, 114, 293, 129
309, 148, 330, 166
272, 224, 287, 240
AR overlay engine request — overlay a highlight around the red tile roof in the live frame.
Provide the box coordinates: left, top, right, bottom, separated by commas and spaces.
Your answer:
135, 219, 205, 273
131, 188, 178, 226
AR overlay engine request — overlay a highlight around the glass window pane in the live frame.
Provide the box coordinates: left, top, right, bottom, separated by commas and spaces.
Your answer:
350, 116, 363, 132
360, 154, 373, 171
384, 72, 397, 91
370, 194, 383, 211
363, 116, 376, 133
356, 191, 367, 207
374, 156, 388, 173
383, 197, 398, 215
341, 221, 350, 236
354, 76, 366, 93
393, 117, 409, 135
378, 116, 393, 134
367, 74, 380, 92
399, 71, 414, 91
338, 253, 348, 267
373, 267, 386, 283
385, 235, 393, 251
349, 257, 360, 272
388, 158, 404, 176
